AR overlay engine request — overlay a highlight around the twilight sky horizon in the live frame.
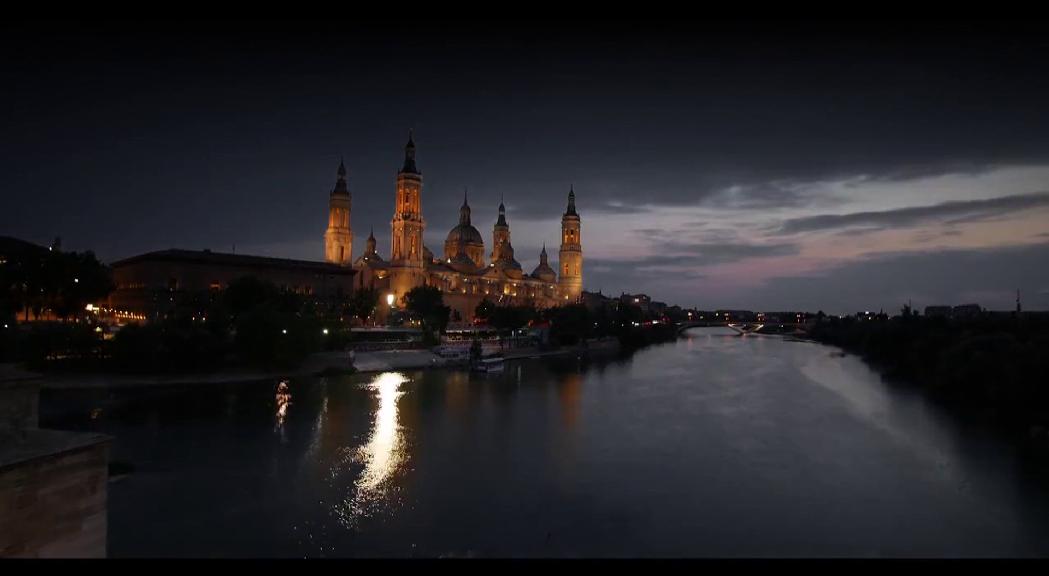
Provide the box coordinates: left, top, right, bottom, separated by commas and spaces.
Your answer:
3, 15, 1049, 314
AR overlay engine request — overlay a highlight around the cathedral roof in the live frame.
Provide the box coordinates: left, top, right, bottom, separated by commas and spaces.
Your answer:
531, 242, 556, 280
494, 254, 522, 272
354, 251, 387, 269
531, 262, 556, 280
434, 251, 480, 273
445, 223, 484, 246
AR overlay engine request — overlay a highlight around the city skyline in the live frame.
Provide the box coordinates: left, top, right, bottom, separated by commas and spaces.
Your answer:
3, 16, 1048, 313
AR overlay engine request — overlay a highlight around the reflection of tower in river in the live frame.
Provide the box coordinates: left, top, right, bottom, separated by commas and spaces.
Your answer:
558, 371, 583, 428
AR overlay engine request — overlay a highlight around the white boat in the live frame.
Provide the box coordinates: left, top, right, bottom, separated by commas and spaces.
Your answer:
472, 357, 505, 373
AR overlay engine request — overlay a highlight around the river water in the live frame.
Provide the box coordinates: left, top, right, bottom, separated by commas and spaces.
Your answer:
39, 327, 1049, 557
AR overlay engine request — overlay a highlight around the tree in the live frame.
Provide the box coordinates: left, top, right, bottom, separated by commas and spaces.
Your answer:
545, 303, 593, 346
489, 304, 537, 331
224, 276, 280, 318
0, 242, 113, 322
346, 286, 379, 323
474, 299, 496, 322
404, 285, 450, 336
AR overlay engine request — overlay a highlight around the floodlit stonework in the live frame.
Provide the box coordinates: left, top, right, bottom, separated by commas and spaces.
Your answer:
349, 132, 584, 322
324, 158, 353, 266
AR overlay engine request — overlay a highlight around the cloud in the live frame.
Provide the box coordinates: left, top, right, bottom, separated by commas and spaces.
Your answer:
590, 241, 799, 271
775, 192, 1049, 235
700, 180, 843, 210
742, 241, 1049, 313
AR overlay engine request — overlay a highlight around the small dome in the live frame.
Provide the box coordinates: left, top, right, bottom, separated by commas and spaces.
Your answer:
446, 223, 484, 246
532, 262, 556, 282
447, 251, 479, 272
495, 257, 522, 272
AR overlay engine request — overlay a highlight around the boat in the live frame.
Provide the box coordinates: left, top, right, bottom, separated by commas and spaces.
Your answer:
472, 356, 505, 373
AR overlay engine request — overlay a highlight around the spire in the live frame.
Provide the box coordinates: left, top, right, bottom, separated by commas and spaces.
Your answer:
332, 159, 349, 195
496, 197, 508, 227
540, 242, 548, 264
459, 187, 472, 225
366, 227, 377, 254
565, 185, 577, 216
400, 129, 419, 174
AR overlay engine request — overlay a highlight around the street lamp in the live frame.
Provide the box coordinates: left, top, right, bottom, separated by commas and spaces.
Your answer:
386, 293, 395, 307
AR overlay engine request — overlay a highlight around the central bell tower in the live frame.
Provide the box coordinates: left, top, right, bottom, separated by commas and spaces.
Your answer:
388, 130, 426, 303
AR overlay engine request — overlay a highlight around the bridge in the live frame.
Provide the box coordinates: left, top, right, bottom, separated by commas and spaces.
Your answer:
675, 321, 811, 336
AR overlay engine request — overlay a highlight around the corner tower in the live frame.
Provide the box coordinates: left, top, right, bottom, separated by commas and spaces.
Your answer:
558, 186, 583, 301
388, 130, 427, 302
324, 159, 353, 265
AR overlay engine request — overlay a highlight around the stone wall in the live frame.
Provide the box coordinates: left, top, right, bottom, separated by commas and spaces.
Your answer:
0, 378, 37, 437
0, 441, 109, 558
1, 365, 110, 558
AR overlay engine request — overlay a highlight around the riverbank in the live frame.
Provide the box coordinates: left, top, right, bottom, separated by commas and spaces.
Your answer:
31, 325, 679, 389
33, 340, 625, 389
808, 314, 1049, 450
37, 351, 358, 390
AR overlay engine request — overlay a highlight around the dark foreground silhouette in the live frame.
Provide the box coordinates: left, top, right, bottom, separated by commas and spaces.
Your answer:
810, 312, 1049, 448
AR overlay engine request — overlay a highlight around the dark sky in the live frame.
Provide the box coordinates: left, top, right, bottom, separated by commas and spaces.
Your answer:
4, 12, 1049, 312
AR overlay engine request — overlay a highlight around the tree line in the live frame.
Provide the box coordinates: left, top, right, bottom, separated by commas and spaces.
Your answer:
809, 309, 1049, 443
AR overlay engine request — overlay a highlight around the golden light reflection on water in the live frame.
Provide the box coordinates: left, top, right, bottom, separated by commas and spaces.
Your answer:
336, 371, 408, 528
275, 380, 292, 427
558, 372, 583, 428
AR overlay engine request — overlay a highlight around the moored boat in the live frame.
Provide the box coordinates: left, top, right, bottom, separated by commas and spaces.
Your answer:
472, 357, 505, 373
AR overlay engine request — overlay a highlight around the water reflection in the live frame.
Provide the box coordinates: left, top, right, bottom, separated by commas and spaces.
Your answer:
337, 371, 408, 528
275, 381, 292, 442
558, 372, 583, 428
38, 329, 1049, 557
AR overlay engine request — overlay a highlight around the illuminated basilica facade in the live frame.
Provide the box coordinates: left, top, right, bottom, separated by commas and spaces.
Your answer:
325, 132, 583, 322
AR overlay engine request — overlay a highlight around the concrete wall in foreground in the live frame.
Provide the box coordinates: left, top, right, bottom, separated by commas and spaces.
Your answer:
1, 367, 109, 558
0, 442, 109, 558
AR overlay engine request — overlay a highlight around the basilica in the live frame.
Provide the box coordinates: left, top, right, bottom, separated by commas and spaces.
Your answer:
324, 132, 583, 322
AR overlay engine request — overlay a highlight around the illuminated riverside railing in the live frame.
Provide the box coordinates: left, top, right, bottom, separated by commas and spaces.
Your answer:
84, 304, 147, 322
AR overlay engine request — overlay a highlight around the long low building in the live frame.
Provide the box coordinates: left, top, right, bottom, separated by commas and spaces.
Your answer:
109, 249, 356, 320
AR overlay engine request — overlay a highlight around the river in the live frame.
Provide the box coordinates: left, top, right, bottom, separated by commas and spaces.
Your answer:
39, 327, 1049, 557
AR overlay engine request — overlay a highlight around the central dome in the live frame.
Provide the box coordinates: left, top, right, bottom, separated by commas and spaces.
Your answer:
445, 223, 484, 246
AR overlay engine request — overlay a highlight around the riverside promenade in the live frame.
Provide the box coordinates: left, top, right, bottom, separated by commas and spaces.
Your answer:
36, 337, 623, 390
